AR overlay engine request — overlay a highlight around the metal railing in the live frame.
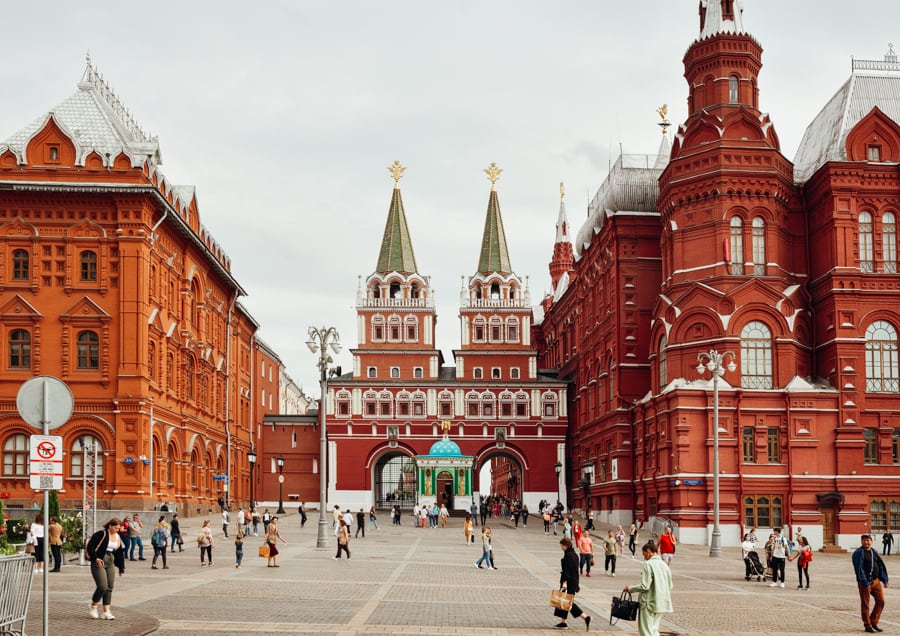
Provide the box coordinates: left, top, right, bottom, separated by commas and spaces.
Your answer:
0, 554, 35, 636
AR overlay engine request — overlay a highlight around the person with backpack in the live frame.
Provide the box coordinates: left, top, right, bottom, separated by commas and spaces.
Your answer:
768, 527, 791, 588
150, 515, 170, 570
234, 522, 245, 569
789, 535, 812, 589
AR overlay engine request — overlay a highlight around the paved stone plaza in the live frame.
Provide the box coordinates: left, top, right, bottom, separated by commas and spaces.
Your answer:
23, 513, 893, 635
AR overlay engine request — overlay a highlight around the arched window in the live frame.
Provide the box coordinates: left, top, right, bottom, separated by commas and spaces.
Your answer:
80, 250, 98, 282
489, 317, 503, 342
438, 391, 454, 417
860, 212, 874, 272
729, 217, 743, 275
506, 317, 520, 343
190, 279, 201, 326
190, 449, 199, 488
148, 340, 156, 382
751, 217, 765, 275
658, 336, 668, 387
12, 249, 29, 280
76, 331, 99, 369
2, 434, 29, 476
184, 354, 195, 400
729, 75, 739, 103
371, 315, 385, 342
388, 315, 402, 341
473, 317, 486, 343
167, 351, 175, 390
883, 212, 897, 273
465, 392, 480, 417
9, 329, 31, 369
167, 443, 176, 485
404, 316, 418, 342
542, 392, 559, 418
71, 434, 104, 478
481, 392, 496, 418
411, 391, 426, 417
866, 320, 899, 392
741, 321, 773, 389
515, 392, 530, 417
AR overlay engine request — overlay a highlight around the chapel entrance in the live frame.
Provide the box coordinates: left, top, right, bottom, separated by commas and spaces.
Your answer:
436, 469, 455, 509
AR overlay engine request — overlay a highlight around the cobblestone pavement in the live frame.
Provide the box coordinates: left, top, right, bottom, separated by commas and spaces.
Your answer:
23, 515, 896, 635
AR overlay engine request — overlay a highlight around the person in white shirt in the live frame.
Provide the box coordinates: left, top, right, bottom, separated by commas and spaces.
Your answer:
221, 509, 230, 538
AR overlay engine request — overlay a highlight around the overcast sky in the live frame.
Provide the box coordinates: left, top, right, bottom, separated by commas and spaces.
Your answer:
2, 2, 898, 395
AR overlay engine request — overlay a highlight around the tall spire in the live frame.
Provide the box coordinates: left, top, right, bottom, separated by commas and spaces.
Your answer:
549, 181, 574, 293
375, 161, 419, 275
698, 0, 746, 38
477, 162, 512, 275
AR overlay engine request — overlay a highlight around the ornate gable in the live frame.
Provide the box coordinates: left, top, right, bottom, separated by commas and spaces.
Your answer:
846, 106, 900, 164
60, 296, 112, 324
0, 294, 43, 323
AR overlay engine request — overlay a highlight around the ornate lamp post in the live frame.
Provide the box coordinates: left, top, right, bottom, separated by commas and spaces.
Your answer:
696, 349, 737, 558
306, 325, 342, 548
247, 448, 257, 509
276, 455, 285, 515
554, 461, 563, 506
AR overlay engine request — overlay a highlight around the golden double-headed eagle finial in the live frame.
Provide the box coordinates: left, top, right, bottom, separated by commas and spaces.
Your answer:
484, 162, 503, 190
560, 181, 565, 201
388, 160, 406, 186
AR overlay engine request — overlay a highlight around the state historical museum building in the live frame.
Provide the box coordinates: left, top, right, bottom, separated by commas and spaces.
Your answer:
539, 2, 900, 549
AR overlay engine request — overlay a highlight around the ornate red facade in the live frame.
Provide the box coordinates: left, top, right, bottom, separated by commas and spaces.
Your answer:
538, 2, 900, 549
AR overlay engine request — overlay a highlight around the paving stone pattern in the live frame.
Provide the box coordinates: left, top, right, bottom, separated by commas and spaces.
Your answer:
21, 514, 896, 634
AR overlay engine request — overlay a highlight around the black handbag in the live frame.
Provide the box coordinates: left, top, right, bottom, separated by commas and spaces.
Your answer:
610, 590, 640, 624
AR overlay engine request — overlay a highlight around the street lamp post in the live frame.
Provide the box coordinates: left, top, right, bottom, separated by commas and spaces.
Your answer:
247, 449, 257, 510
276, 455, 285, 515
696, 349, 736, 558
554, 461, 563, 506
306, 325, 342, 549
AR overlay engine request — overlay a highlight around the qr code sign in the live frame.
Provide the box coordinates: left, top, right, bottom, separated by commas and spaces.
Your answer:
39, 475, 54, 489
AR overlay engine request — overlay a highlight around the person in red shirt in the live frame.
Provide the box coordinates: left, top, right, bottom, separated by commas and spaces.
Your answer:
658, 526, 677, 567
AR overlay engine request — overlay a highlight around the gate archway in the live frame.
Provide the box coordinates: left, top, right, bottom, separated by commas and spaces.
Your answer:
374, 451, 417, 509
474, 450, 525, 500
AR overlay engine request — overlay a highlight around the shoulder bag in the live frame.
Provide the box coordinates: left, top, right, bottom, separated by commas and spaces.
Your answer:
610, 590, 640, 624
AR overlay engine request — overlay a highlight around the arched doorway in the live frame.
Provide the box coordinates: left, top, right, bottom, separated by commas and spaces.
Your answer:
475, 451, 524, 501
435, 469, 455, 509
374, 452, 417, 509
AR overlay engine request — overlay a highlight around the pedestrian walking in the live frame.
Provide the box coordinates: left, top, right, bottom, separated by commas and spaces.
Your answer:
552, 537, 591, 630
129, 514, 145, 561
522, 504, 529, 527
263, 509, 272, 534
368, 505, 378, 530
658, 526, 676, 567
150, 515, 170, 570
853, 533, 889, 633
198, 519, 214, 567
356, 508, 366, 538
300, 503, 308, 528
251, 508, 260, 535
615, 525, 626, 556
266, 516, 287, 567
170, 513, 184, 551
603, 529, 618, 577
543, 509, 552, 535
118, 517, 132, 558
788, 535, 812, 589
221, 508, 230, 538
439, 504, 449, 528
86, 518, 126, 620
334, 518, 351, 560
392, 505, 401, 526
474, 526, 493, 569
234, 523, 244, 569
585, 508, 595, 531
464, 514, 475, 545
30, 514, 45, 573
628, 523, 639, 557
624, 542, 674, 636
883, 531, 894, 556
48, 516, 64, 572
578, 529, 594, 577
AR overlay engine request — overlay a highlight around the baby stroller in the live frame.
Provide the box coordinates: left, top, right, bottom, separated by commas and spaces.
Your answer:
744, 551, 766, 581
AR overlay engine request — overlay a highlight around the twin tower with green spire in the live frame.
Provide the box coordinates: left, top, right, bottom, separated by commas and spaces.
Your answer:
355, 160, 534, 388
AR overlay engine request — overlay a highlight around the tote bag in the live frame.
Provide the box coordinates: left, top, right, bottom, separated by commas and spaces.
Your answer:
610, 590, 640, 624
549, 589, 574, 611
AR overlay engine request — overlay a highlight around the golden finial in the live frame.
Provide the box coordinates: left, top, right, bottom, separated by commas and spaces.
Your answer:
388, 160, 406, 187
560, 181, 566, 201
484, 162, 503, 190
441, 420, 451, 435
657, 104, 671, 135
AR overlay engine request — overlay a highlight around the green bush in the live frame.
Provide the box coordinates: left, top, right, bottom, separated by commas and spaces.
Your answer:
7, 518, 27, 543
60, 514, 84, 553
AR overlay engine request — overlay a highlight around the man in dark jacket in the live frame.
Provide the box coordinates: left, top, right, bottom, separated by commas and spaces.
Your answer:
853, 533, 890, 633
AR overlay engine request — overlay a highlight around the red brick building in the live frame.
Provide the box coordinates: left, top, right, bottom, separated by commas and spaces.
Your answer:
323, 163, 567, 511
0, 60, 283, 515
538, 2, 900, 549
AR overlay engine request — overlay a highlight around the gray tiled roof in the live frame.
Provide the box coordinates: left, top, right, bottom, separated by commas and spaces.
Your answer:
794, 60, 900, 183
1, 60, 160, 168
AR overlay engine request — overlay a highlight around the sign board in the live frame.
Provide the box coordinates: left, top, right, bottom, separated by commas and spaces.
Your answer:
30, 434, 63, 490
16, 376, 74, 431
212, 474, 228, 481
683, 479, 705, 486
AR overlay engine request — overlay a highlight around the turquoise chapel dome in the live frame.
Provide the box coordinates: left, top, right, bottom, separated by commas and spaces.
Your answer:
428, 438, 462, 457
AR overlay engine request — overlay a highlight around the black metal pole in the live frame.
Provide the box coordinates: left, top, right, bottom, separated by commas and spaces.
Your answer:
277, 462, 285, 515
